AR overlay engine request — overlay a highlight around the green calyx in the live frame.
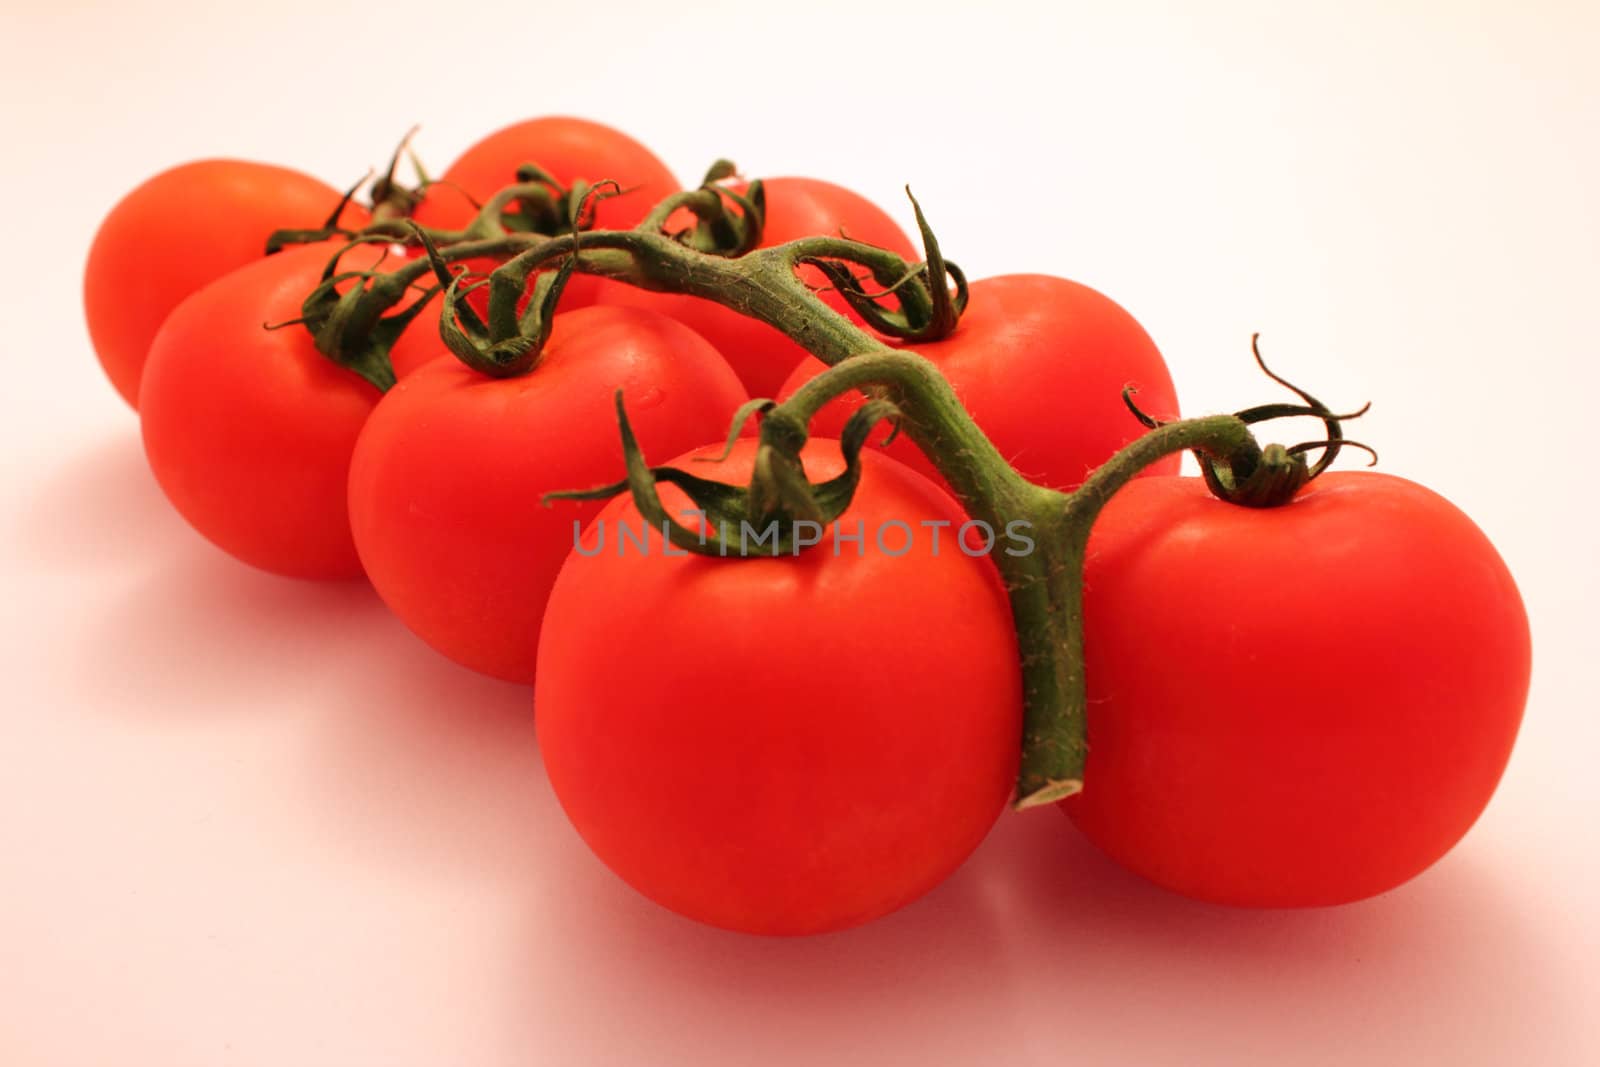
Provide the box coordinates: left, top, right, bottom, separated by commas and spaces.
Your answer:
1124, 334, 1376, 509
267, 129, 428, 254
638, 159, 767, 257
543, 392, 903, 558
292, 162, 973, 393
273, 237, 441, 392
412, 224, 576, 378
490, 162, 617, 237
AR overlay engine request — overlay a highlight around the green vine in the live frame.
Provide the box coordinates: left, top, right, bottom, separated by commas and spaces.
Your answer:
294, 165, 1365, 808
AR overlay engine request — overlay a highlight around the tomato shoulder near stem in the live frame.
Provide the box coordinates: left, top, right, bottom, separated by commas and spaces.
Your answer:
779, 273, 1181, 492
595, 177, 919, 399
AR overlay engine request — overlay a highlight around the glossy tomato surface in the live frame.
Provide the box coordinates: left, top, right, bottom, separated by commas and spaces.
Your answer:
86, 160, 368, 408
1063, 472, 1531, 906
535, 441, 1022, 935
779, 273, 1180, 492
140, 242, 433, 579
348, 306, 748, 683
596, 177, 918, 398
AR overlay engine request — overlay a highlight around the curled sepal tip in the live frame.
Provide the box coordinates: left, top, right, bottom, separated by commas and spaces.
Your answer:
542, 393, 901, 558
701, 159, 740, 184
905, 187, 966, 339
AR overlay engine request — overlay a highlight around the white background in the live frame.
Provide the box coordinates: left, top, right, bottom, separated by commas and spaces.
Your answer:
3, 1, 1596, 1064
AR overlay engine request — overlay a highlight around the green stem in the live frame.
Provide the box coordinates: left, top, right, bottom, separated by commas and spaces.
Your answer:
781, 358, 1261, 808
1062, 416, 1261, 537
380, 227, 929, 371
1013, 414, 1262, 807
778, 350, 1044, 532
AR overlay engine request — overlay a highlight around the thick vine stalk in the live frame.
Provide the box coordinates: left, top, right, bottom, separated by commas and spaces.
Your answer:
310, 178, 1274, 807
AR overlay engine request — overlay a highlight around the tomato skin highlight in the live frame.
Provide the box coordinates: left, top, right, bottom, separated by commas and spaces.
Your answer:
1062, 472, 1531, 907
535, 442, 1022, 935
595, 177, 919, 399
347, 306, 748, 684
85, 160, 368, 409
779, 273, 1181, 493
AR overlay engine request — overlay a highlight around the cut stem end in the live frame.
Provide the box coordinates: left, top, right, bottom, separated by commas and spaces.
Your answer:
1014, 778, 1083, 810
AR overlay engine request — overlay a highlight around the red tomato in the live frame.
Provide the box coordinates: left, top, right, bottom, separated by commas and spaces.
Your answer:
85, 160, 369, 409
778, 274, 1181, 493
534, 441, 1021, 935
140, 243, 437, 579
595, 177, 918, 398
386, 315, 451, 379
347, 306, 749, 683
1062, 472, 1530, 906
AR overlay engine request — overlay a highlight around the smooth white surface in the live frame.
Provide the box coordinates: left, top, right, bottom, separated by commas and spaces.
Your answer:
3, 1, 1597, 1064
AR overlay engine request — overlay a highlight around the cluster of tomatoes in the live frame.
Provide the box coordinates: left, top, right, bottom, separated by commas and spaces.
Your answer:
84, 116, 1532, 935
